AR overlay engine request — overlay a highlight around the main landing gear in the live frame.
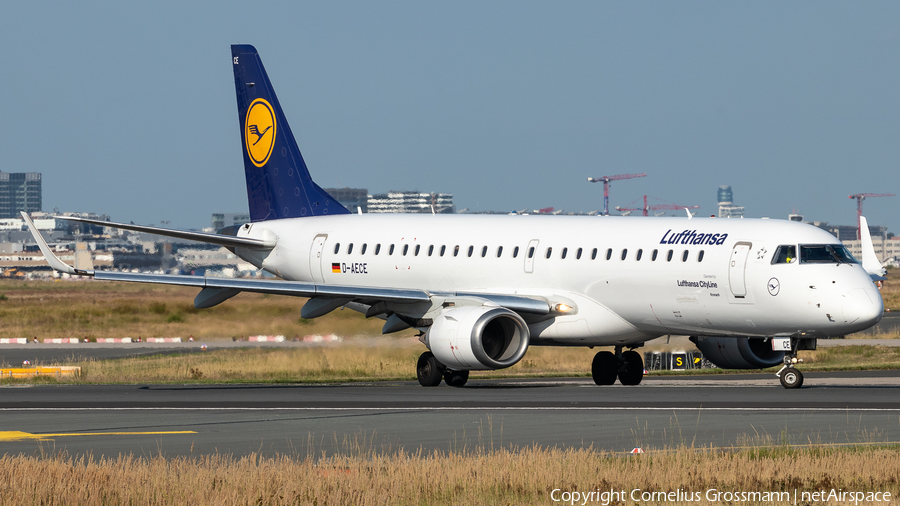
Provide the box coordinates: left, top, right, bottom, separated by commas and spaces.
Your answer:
591, 346, 643, 386
774, 337, 815, 389
416, 352, 469, 387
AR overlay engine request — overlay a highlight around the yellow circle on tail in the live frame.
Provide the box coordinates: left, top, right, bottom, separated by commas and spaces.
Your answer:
245, 99, 277, 167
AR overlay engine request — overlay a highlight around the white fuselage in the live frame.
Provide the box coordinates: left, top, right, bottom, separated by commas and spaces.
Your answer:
235, 215, 883, 346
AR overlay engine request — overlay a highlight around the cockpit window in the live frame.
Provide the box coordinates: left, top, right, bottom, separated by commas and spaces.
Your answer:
771, 245, 796, 264
799, 244, 859, 264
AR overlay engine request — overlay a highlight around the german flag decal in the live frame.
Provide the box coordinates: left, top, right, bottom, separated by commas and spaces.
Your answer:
332, 263, 341, 273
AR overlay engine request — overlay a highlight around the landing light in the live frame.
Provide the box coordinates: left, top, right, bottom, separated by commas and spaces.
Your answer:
555, 303, 574, 313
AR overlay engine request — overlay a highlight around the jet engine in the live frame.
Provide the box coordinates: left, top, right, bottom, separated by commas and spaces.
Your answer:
691, 336, 785, 369
425, 306, 530, 370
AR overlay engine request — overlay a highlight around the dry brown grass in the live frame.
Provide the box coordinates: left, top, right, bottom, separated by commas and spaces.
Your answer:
0, 279, 410, 341
1, 341, 893, 384
881, 273, 899, 311
2, 445, 898, 505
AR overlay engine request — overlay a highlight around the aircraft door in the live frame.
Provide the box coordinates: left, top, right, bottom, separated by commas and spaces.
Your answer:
524, 239, 539, 273
310, 234, 327, 283
728, 242, 751, 298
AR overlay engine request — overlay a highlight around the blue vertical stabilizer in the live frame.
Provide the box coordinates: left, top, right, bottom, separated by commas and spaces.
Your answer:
231, 45, 350, 221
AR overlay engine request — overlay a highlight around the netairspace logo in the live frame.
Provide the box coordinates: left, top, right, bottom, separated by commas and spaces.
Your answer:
550, 488, 892, 505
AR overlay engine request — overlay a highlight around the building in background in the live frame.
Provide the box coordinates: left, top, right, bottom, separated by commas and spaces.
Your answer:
211, 213, 251, 231
324, 188, 369, 213
0, 172, 41, 219
368, 191, 454, 214
716, 185, 744, 218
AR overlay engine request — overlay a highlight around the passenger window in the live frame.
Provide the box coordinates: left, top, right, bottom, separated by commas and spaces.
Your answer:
375, 244, 381, 255
361, 243, 367, 255
389, 244, 395, 255
454, 245, 460, 257
528, 247, 535, 258
497, 246, 503, 258
347, 243, 353, 255
334, 243, 340, 254
428, 245, 434, 256
666, 250, 673, 262
467, 246, 474, 257
440, 245, 446, 257
403, 244, 409, 256
636, 249, 642, 261
606, 248, 612, 260
561, 247, 568, 259
621, 249, 627, 261
591, 248, 598, 260
546, 247, 553, 259
682, 250, 689, 262
651, 249, 658, 261
771, 245, 796, 264
576, 248, 583, 260
481, 246, 487, 257
698, 250, 704, 262
414, 244, 420, 256
513, 246, 519, 258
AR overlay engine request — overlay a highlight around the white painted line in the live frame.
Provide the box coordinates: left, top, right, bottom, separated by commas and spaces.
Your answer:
1, 407, 900, 412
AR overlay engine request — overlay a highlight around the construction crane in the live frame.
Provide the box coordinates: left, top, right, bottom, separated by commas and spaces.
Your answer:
848, 193, 895, 240
615, 195, 699, 217
587, 173, 647, 216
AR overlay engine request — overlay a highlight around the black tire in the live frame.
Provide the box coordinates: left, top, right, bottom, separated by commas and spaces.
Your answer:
591, 351, 618, 385
416, 352, 444, 387
618, 350, 644, 386
779, 368, 803, 389
444, 369, 469, 387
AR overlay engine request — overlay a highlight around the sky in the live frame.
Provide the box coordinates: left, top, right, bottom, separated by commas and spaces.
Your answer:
1, 2, 898, 233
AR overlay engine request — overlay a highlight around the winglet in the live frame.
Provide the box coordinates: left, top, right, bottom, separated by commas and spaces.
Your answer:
21, 212, 93, 276
859, 216, 887, 281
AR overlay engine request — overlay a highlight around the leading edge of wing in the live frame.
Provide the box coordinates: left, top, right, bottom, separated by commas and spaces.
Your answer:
55, 215, 274, 250
95, 271, 432, 303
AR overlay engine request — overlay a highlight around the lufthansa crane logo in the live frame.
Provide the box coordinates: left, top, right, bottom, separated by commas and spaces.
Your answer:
245, 98, 277, 167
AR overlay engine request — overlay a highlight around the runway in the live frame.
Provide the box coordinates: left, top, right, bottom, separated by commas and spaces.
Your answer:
3, 372, 900, 459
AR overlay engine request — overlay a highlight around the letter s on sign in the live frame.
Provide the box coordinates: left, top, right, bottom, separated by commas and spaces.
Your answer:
234, 56, 239, 64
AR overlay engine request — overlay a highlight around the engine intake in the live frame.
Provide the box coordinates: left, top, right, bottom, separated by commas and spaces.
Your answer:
691, 336, 785, 369
425, 306, 530, 370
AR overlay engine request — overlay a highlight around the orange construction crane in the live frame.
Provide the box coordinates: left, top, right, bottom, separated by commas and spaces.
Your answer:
848, 193, 895, 239
615, 195, 699, 217
587, 173, 647, 216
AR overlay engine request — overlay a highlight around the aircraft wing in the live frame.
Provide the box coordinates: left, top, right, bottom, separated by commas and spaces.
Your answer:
54, 215, 274, 250
22, 213, 552, 315
23, 212, 428, 305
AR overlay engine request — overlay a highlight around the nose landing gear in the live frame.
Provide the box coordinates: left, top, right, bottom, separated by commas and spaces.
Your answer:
774, 337, 815, 389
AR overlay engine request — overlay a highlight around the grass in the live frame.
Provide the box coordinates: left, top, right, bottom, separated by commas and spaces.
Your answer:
2, 339, 898, 385
881, 267, 899, 311
1, 444, 899, 505
0, 279, 408, 342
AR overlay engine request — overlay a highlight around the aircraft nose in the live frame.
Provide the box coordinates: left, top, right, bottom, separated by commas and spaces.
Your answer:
842, 286, 884, 330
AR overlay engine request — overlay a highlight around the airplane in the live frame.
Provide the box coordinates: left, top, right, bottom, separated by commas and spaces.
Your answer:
24, 45, 886, 389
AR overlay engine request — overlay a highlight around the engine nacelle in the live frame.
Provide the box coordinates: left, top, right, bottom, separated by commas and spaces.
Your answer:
425, 306, 530, 370
691, 336, 785, 369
